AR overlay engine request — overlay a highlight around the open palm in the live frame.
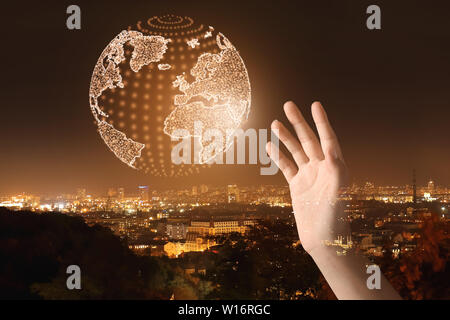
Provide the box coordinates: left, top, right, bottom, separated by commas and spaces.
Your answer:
267, 101, 349, 254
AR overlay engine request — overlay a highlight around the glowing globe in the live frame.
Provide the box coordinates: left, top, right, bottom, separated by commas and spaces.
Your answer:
89, 15, 251, 177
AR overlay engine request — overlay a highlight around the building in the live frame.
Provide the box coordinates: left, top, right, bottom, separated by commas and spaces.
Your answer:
406, 207, 414, 216
188, 219, 254, 236
200, 184, 208, 194
164, 232, 216, 257
118, 187, 125, 201
157, 211, 170, 219
76, 188, 86, 201
227, 184, 240, 203
427, 179, 435, 193
138, 186, 149, 201
166, 223, 187, 240
164, 241, 186, 258
107, 187, 117, 198
163, 219, 256, 257
360, 235, 374, 250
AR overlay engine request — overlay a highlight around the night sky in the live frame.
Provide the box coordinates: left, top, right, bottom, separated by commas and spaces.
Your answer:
1, 0, 449, 195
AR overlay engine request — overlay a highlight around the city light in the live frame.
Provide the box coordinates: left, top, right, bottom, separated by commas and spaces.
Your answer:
1, 180, 448, 260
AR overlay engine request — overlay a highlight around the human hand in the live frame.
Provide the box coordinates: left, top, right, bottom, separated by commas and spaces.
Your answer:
266, 101, 349, 255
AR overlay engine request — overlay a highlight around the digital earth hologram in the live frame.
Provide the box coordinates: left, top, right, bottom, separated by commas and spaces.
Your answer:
89, 15, 251, 177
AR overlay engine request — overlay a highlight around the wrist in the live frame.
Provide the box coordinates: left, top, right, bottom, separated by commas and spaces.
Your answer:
307, 244, 338, 262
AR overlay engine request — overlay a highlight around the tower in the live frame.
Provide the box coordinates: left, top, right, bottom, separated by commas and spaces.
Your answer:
427, 179, 435, 193
118, 187, 125, 201
138, 186, 149, 201
412, 169, 417, 205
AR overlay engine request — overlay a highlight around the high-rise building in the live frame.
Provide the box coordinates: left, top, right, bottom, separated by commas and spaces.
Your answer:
192, 185, 198, 196
427, 179, 435, 193
76, 188, 86, 201
107, 187, 117, 198
138, 186, 149, 201
227, 184, 240, 203
118, 187, 125, 201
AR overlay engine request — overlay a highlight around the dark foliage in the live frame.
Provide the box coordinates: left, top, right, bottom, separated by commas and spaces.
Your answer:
199, 220, 324, 299
376, 215, 450, 299
0, 208, 195, 299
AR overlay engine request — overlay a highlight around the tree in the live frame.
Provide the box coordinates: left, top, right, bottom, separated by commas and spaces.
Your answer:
203, 220, 323, 299
376, 214, 449, 299
0, 208, 196, 299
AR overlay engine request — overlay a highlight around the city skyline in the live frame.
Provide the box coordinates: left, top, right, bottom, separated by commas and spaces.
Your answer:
2, 178, 448, 208
2, 180, 447, 261
0, 171, 446, 197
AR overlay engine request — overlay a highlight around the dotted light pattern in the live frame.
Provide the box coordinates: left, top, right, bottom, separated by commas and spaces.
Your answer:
165, 34, 251, 163
89, 15, 251, 177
